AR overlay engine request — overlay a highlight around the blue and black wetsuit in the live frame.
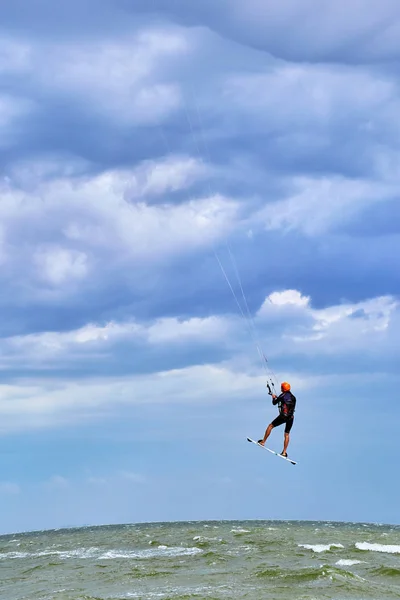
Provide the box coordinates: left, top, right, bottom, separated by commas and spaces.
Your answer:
271, 391, 296, 433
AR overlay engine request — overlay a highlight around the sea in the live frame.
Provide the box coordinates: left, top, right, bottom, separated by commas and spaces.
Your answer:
1, 520, 400, 600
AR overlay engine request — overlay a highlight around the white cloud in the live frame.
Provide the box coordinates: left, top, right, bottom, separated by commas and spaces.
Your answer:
255, 175, 395, 236
0, 287, 398, 434
86, 472, 146, 486
6, 155, 92, 190
0, 37, 31, 74
35, 247, 88, 285
0, 154, 238, 279
146, 315, 229, 344
119, 471, 146, 483
0, 482, 20, 495
0, 225, 7, 265
257, 289, 399, 355
47, 476, 69, 489
0, 363, 265, 434
38, 28, 189, 124
87, 477, 107, 485
2, 313, 230, 367
208, 0, 400, 63
0, 94, 33, 140
5, 320, 140, 362
224, 63, 395, 126
297, 296, 399, 353
267, 290, 310, 308
220, 63, 400, 237
124, 155, 209, 199
0, 287, 398, 376
1, 27, 192, 126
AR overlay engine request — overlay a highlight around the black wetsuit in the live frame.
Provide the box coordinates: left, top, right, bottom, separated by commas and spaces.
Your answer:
271, 391, 296, 433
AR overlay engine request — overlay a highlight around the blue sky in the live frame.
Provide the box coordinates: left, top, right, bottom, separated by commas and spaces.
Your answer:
0, 0, 400, 535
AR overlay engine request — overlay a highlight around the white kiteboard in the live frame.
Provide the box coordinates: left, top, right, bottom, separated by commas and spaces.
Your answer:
247, 437, 297, 465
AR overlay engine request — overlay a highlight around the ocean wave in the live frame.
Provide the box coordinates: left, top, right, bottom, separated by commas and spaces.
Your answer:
371, 566, 400, 577
126, 584, 232, 598
255, 564, 361, 584
99, 547, 203, 560
299, 543, 344, 553
336, 559, 364, 566
0, 547, 99, 560
231, 528, 250, 534
192, 536, 222, 543
0, 545, 203, 561
356, 542, 400, 554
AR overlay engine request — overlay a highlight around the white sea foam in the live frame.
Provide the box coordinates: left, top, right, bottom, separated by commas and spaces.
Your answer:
299, 543, 344, 553
231, 528, 250, 533
126, 583, 231, 598
0, 547, 99, 560
98, 547, 203, 560
355, 542, 400, 554
336, 559, 363, 566
0, 551, 30, 560
0, 545, 203, 561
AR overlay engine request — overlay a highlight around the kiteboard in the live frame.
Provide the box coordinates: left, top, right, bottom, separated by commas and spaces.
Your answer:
246, 437, 297, 465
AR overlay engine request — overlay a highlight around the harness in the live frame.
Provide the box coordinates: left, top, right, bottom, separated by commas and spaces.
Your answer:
278, 391, 296, 418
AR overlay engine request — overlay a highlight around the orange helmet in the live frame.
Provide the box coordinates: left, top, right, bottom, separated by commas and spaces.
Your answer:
281, 382, 291, 392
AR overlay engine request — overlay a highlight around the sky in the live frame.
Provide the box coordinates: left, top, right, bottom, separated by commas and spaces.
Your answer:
0, 0, 400, 535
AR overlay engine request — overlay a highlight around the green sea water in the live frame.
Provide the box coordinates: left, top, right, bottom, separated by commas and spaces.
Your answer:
1, 520, 400, 599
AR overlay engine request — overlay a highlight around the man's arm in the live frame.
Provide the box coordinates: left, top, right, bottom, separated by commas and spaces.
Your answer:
266, 382, 280, 405
272, 393, 280, 406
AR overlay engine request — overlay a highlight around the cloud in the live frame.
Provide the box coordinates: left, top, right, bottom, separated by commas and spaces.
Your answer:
0, 311, 233, 378
223, 63, 395, 125
0, 156, 242, 332
0, 37, 31, 74
132, 0, 400, 65
267, 290, 310, 308
1, 156, 234, 260
228, 0, 400, 64
35, 247, 89, 285
0, 288, 398, 374
0, 482, 20, 494
87, 477, 107, 485
47, 475, 69, 489
1, 27, 190, 127
0, 94, 33, 142
4, 0, 400, 67
86, 472, 146, 486
124, 155, 209, 200
0, 364, 263, 435
119, 471, 146, 483
0, 286, 398, 435
257, 175, 396, 236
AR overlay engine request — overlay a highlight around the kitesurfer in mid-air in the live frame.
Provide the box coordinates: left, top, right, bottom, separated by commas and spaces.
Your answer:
258, 382, 296, 457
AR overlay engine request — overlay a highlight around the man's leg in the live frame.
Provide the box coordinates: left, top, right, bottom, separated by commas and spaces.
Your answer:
281, 417, 294, 456
281, 432, 289, 456
258, 422, 274, 446
258, 415, 284, 446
